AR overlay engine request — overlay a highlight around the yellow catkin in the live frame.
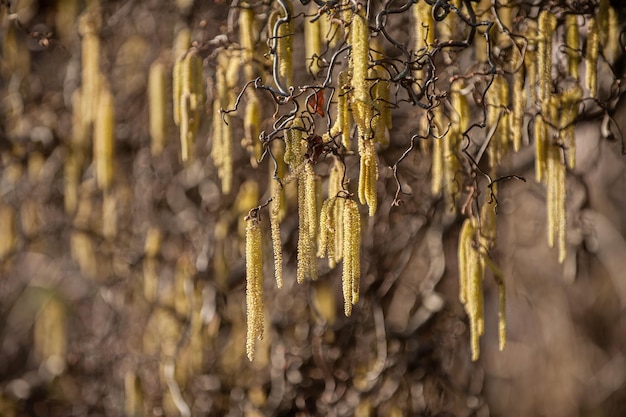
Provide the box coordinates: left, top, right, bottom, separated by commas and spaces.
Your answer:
524, 21, 538, 108
317, 197, 337, 265
328, 159, 344, 266
431, 105, 447, 195
358, 139, 378, 216
597, 0, 610, 46
565, 14, 580, 81
305, 4, 322, 76
561, 86, 582, 170
457, 218, 473, 305
457, 218, 484, 361
245, 216, 264, 361
468, 247, 484, 360
212, 51, 233, 194
486, 74, 510, 168
305, 163, 319, 271
585, 17, 598, 97
94, 83, 114, 191
546, 143, 558, 249
276, 2, 294, 89
239, 5, 256, 80
605, 7, 620, 65
178, 50, 203, 163
511, 60, 525, 152
534, 116, 546, 182
545, 89, 568, 263
342, 199, 361, 316
538, 11, 556, 103
243, 94, 262, 165
124, 371, 143, 417
284, 117, 304, 168
270, 178, 283, 289
148, 60, 167, 156
350, 7, 370, 110
336, 70, 352, 151
78, 11, 101, 127
0, 204, 16, 260
297, 163, 318, 283
413, 0, 434, 79
34, 297, 67, 376
102, 190, 117, 239
172, 54, 182, 128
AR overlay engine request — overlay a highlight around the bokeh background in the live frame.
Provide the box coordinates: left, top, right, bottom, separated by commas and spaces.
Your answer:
1, 1, 626, 416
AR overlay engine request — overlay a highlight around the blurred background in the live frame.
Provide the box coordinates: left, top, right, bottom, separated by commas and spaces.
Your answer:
1, 1, 626, 416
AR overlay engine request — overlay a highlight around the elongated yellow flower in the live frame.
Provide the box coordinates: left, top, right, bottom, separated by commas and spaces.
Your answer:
350, 7, 369, 105
243, 93, 262, 165
328, 159, 344, 266
534, 116, 546, 182
486, 74, 510, 169
297, 163, 318, 283
270, 178, 283, 289
560, 86, 582, 170
317, 197, 337, 265
94, 83, 114, 191
211, 51, 233, 194
178, 50, 203, 163
276, 2, 294, 89
585, 17, 598, 97
148, 60, 167, 156
284, 117, 304, 168
511, 62, 525, 152
524, 21, 538, 108
358, 139, 378, 217
538, 11, 556, 102
239, 4, 256, 80
335, 70, 352, 151
457, 218, 485, 361
342, 199, 361, 316
305, 4, 322, 76
78, 11, 101, 127
245, 215, 264, 361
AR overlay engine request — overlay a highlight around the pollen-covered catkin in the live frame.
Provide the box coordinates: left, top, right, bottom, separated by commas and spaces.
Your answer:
78, 11, 101, 127
285, 117, 304, 168
317, 197, 337, 265
175, 49, 203, 163
270, 178, 283, 289
328, 159, 344, 266
358, 139, 378, 217
524, 21, 538, 108
305, 4, 322, 76
510, 46, 526, 152
276, 2, 294, 89
245, 215, 264, 361
211, 51, 233, 194
94, 83, 114, 191
413, 0, 434, 50
342, 199, 361, 317
239, 4, 256, 81
486, 74, 510, 169
336, 70, 352, 151
538, 11, 556, 102
534, 115, 546, 182
585, 17, 598, 97
297, 163, 318, 283
148, 60, 167, 156
243, 94, 262, 165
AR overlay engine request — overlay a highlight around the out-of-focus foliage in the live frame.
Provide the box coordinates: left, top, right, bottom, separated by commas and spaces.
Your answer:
0, 1, 626, 417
